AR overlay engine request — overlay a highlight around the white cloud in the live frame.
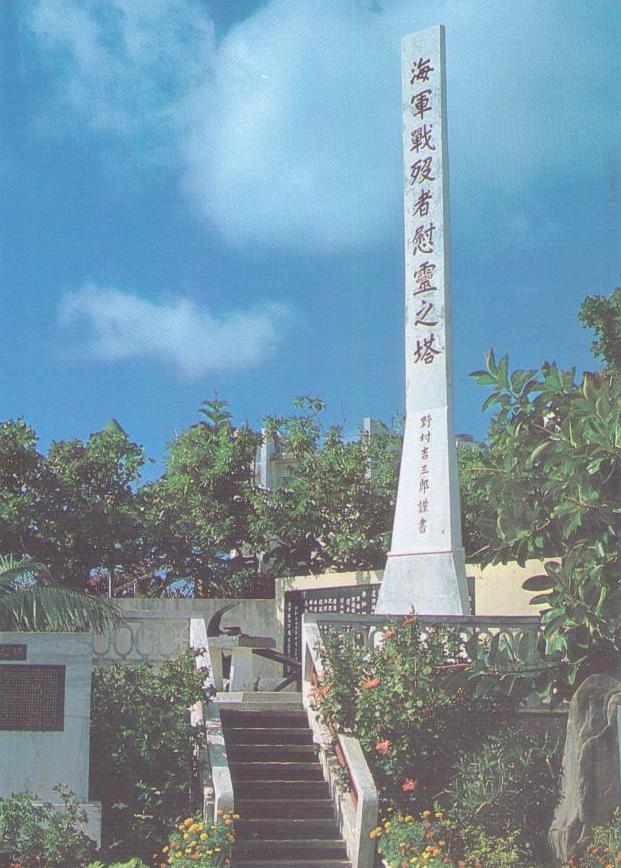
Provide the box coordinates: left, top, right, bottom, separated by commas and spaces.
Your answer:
26, 0, 620, 252
58, 284, 292, 376
25, 0, 214, 144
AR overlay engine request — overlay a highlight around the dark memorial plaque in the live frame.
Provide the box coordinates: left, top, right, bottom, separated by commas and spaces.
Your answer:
0, 665, 65, 731
0, 644, 27, 661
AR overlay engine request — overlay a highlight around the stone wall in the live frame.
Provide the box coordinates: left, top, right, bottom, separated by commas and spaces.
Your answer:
93, 598, 281, 680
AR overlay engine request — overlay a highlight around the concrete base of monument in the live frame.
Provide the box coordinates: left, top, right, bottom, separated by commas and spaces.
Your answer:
374, 548, 470, 615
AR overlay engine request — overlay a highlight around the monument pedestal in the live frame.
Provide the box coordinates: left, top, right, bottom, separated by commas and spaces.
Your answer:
376, 549, 467, 615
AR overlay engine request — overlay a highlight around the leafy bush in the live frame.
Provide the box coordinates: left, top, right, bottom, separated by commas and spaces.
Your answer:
314, 617, 514, 808
443, 728, 561, 862
456, 826, 529, 867
156, 812, 235, 867
0, 787, 95, 867
90, 651, 211, 857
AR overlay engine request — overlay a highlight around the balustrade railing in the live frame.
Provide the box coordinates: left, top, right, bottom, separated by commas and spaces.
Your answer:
312, 611, 541, 649
92, 613, 191, 666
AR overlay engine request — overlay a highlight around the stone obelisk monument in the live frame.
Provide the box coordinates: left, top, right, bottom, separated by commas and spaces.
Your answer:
375, 25, 469, 615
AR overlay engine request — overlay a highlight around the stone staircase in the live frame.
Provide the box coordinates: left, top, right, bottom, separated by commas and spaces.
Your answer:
220, 698, 351, 868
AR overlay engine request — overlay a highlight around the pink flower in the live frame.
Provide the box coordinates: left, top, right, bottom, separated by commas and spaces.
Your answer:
375, 739, 392, 756
401, 779, 417, 793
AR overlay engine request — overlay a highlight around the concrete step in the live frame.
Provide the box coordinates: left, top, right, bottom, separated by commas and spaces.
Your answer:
226, 726, 314, 745
217, 691, 303, 705
233, 743, 317, 762
231, 761, 325, 781
234, 861, 350, 868
221, 710, 308, 728
233, 838, 347, 861
236, 819, 340, 840
236, 798, 335, 819
234, 779, 330, 799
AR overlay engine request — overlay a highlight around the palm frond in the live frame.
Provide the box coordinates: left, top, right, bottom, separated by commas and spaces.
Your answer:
0, 586, 122, 632
0, 555, 46, 593
0, 555, 122, 633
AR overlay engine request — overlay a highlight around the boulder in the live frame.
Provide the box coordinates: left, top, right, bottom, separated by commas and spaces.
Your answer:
549, 673, 621, 863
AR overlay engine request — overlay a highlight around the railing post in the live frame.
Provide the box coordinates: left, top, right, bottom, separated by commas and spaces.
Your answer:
301, 614, 323, 708
190, 618, 234, 822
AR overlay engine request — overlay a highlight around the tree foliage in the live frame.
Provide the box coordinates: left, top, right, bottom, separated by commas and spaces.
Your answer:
0, 396, 495, 596
0, 421, 146, 590
578, 285, 621, 370
137, 399, 265, 596
468, 296, 621, 699
249, 397, 401, 576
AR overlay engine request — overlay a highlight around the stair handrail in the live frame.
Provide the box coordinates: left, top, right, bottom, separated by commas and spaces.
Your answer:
190, 618, 235, 822
302, 615, 378, 868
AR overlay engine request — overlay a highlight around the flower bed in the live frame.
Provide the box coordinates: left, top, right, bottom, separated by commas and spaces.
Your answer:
155, 812, 235, 867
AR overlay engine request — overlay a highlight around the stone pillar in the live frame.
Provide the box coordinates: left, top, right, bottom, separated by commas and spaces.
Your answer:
376, 25, 469, 615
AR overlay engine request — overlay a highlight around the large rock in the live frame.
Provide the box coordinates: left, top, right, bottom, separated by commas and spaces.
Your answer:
549, 673, 621, 863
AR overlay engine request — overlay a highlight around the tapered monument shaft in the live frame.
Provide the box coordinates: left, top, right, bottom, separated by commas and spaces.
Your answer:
375, 25, 469, 615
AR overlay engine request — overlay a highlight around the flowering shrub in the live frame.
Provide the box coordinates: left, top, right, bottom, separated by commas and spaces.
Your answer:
87, 861, 148, 867
155, 813, 235, 867
455, 826, 529, 867
370, 809, 452, 866
314, 617, 514, 807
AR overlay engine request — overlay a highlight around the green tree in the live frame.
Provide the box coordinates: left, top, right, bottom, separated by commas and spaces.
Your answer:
578, 284, 621, 369
0, 421, 146, 590
249, 397, 401, 576
139, 399, 265, 596
457, 442, 497, 561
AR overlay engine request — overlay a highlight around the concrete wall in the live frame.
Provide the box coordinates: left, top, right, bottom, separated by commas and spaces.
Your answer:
469, 558, 555, 616
275, 559, 553, 621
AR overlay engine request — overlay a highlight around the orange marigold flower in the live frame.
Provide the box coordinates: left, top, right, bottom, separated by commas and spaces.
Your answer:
375, 739, 392, 755
400, 778, 417, 793
362, 677, 380, 689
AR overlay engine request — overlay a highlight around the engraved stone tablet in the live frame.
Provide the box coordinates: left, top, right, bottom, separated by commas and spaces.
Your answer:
0, 664, 65, 731
0, 644, 27, 660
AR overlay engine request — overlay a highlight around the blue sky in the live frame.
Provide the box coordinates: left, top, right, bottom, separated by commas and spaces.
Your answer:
1, 0, 619, 474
